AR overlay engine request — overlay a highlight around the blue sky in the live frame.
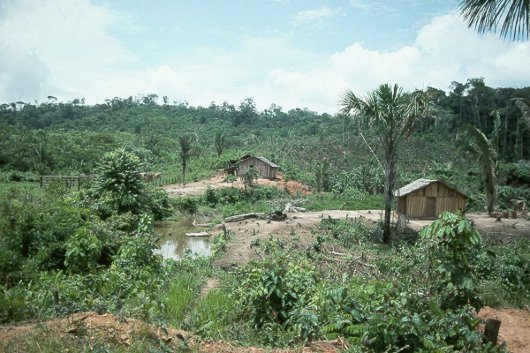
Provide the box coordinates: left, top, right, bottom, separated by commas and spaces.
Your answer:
1, 0, 529, 113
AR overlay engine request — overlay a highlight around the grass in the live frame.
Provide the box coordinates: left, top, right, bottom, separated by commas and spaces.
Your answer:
305, 193, 384, 211
163, 279, 197, 327
0, 330, 191, 353
188, 289, 238, 340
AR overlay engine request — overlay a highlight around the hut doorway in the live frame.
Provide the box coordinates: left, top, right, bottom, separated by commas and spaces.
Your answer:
425, 197, 436, 218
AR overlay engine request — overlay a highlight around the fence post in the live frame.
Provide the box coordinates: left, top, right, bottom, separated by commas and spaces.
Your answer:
40, 175, 43, 188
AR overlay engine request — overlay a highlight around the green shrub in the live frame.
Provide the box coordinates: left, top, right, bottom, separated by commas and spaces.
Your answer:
234, 242, 316, 334
419, 212, 484, 310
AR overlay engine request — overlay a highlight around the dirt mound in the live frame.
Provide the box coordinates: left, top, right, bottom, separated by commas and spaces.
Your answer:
0, 312, 191, 351
478, 306, 530, 353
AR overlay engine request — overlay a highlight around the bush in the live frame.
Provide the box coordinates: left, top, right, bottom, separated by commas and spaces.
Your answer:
89, 149, 145, 217
419, 212, 484, 310
234, 241, 316, 343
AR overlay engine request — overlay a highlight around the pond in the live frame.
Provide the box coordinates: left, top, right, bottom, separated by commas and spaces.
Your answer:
153, 218, 211, 260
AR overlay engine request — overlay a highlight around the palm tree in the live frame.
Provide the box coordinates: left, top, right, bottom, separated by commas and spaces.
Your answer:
460, 125, 497, 214
459, 0, 530, 40
339, 84, 430, 243
179, 135, 193, 185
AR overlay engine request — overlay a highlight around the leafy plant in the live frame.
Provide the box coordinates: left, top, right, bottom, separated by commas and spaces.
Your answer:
419, 211, 483, 310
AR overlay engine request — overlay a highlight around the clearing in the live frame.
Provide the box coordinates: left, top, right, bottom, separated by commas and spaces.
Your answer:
163, 173, 311, 196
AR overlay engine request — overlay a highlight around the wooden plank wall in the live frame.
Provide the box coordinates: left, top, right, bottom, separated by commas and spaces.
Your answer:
400, 182, 466, 218
236, 157, 276, 179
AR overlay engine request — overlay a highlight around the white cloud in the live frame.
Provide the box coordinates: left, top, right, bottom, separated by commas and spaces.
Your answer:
265, 12, 530, 113
292, 7, 337, 26
0, 0, 133, 102
1, 3, 529, 115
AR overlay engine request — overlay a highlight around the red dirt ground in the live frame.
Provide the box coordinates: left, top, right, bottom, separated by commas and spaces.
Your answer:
478, 306, 530, 353
163, 173, 311, 196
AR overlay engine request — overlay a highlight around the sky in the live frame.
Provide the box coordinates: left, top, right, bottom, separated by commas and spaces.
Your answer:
1, 0, 529, 113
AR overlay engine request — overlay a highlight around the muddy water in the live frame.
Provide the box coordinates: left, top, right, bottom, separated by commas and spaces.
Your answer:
154, 218, 211, 260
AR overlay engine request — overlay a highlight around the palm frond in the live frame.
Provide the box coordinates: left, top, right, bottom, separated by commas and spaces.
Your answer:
459, 0, 530, 40
463, 125, 497, 213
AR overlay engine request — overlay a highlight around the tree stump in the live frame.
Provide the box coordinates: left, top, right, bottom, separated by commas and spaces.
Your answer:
484, 318, 501, 345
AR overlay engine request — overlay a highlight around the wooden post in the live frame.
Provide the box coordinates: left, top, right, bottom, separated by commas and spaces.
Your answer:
40, 175, 43, 188
484, 319, 501, 345
222, 224, 228, 240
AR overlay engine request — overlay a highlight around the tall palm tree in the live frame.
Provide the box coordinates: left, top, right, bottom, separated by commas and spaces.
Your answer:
459, 0, 530, 40
339, 84, 430, 243
460, 125, 497, 214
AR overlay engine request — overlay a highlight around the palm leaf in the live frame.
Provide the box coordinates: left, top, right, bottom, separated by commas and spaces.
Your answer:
462, 125, 497, 213
459, 0, 530, 40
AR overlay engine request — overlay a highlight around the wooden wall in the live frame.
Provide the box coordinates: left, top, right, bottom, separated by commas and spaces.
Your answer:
397, 182, 466, 219
236, 157, 277, 179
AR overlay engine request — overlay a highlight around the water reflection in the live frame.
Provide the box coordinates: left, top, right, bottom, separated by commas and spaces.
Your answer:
154, 219, 211, 260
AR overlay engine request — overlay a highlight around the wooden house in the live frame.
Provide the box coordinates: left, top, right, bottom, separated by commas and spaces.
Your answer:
234, 156, 279, 179
394, 179, 467, 219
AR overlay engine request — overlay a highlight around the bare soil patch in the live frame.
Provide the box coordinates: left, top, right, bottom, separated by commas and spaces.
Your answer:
405, 213, 530, 244
163, 173, 311, 197
479, 306, 530, 353
0, 312, 346, 353
0, 312, 191, 351
213, 210, 529, 269
214, 210, 383, 268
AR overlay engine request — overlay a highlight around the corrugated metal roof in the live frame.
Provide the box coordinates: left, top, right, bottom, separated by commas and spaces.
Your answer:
256, 156, 279, 168
393, 178, 467, 198
394, 178, 434, 196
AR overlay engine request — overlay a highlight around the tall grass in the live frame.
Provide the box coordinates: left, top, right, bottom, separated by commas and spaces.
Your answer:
188, 289, 238, 340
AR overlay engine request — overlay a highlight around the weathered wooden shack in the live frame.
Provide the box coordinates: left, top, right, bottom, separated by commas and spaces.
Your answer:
235, 156, 279, 179
394, 178, 467, 219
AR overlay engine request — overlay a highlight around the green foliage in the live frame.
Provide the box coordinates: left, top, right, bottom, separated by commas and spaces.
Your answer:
241, 167, 258, 189
188, 289, 238, 340
477, 240, 530, 307
144, 185, 173, 220
419, 211, 483, 310
90, 149, 145, 217
234, 242, 316, 337
319, 218, 376, 247
172, 196, 199, 214
64, 227, 103, 273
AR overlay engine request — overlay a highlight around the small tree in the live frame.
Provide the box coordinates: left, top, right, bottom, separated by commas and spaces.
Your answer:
420, 211, 483, 310
242, 167, 258, 190
214, 131, 225, 158
179, 135, 193, 185
91, 148, 144, 216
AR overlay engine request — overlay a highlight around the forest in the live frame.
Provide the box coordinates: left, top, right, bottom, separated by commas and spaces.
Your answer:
0, 77, 529, 352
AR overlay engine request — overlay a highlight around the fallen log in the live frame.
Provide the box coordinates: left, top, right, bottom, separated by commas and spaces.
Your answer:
192, 220, 213, 227
224, 213, 265, 223
284, 202, 307, 213
186, 231, 210, 237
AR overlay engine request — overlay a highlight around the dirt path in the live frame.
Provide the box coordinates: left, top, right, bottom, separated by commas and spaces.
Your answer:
479, 306, 530, 353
